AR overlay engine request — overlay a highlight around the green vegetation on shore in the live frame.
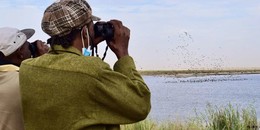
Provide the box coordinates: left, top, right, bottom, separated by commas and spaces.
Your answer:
121, 103, 259, 130
139, 69, 260, 76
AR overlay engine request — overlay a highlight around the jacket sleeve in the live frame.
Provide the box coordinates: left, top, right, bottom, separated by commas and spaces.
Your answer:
90, 56, 151, 124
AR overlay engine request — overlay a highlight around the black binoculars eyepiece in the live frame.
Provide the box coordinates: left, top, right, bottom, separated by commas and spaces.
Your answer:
94, 22, 114, 40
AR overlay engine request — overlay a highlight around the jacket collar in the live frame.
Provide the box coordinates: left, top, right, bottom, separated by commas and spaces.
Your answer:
49, 45, 83, 56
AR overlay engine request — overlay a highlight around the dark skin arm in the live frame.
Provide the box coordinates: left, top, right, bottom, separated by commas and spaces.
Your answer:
106, 20, 130, 59
90, 20, 130, 59
34, 40, 49, 57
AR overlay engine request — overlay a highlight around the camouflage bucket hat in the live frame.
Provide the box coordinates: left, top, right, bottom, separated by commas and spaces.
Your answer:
41, 0, 101, 37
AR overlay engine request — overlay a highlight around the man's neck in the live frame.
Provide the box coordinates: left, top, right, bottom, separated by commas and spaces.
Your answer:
0, 59, 18, 66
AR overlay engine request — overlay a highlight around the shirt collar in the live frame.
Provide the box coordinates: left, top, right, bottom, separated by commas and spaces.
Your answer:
0, 64, 19, 71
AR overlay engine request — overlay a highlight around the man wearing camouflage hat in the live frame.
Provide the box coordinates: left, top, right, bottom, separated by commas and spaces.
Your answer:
19, 0, 151, 129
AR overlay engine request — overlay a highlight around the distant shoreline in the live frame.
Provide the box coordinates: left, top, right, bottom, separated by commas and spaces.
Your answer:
139, 69, 260, 77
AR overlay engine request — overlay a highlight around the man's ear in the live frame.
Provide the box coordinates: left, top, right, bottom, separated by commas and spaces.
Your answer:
82, 26, 88, 39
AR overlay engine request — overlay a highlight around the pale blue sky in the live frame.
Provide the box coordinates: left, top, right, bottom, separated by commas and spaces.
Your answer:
1, 0, 259, 70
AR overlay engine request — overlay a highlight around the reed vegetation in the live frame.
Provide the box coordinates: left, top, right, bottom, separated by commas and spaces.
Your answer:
121, 103, 259, 130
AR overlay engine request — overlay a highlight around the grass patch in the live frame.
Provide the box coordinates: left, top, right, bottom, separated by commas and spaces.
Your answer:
121, 103, 259, 130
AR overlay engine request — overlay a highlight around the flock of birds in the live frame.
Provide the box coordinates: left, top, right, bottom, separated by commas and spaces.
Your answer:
169, 31, 225, 70
164, 31, 248, 83
165, 75, 248, 84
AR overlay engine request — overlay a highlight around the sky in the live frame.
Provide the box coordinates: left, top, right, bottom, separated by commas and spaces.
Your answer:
0, 0, 260, 70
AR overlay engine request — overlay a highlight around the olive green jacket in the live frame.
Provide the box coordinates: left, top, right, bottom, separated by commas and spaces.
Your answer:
19, 45, 151, 130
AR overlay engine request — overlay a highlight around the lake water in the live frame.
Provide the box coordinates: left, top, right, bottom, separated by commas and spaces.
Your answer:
143, 74, 260, 122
